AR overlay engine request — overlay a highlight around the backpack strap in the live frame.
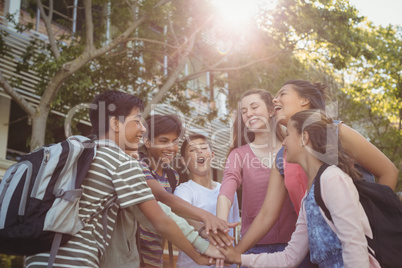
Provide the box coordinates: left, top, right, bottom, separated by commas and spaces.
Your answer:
163, 168, 177, 266
47, 196, 117, 268
313, 163, 333, 222
164, 168, 178, 193
275, 147, 285, 176
47, 234, 62, 268
138, 152, 177, 193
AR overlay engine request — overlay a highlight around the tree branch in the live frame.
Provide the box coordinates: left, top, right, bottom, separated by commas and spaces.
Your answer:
167, 15, 179, 46
0, 70, 36, 116
143, 34, 196, 116
40, 0, 170, 110
126, 37, 179, 49
83, 0, 94, 52
37, 0, 60, 59
178, 50, 285, 83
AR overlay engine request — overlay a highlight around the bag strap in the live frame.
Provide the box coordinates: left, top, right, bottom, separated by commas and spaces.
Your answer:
139, 152, 177, 193
275, 147, 285, 176
47, 196, 117, 268
313, 163, 333, 222
164, 168, 177, 193
163, 168, 176, 266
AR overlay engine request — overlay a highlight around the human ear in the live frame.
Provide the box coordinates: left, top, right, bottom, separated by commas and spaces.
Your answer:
144, 138, 151, 149
110, 117, 119, 132
300, 98, 310, 108
211, 151, 215, 161
302, 131, 310, 146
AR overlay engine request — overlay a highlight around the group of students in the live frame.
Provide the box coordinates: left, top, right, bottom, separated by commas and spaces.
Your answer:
25, 79, 398, 268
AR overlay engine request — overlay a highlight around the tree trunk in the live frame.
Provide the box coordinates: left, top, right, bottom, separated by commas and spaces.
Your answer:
30, 109, 50, 151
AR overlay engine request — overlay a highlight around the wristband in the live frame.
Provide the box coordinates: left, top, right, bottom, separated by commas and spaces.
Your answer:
198, 226, 206, 236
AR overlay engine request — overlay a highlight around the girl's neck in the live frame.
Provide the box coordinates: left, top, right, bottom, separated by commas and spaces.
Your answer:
252, 131, 276, 146
298, 156, 324, 191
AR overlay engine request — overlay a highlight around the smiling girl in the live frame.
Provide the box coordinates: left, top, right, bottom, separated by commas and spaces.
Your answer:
216, 89, 297, 256
218, 110, 380, 267
232, 80, 397, 265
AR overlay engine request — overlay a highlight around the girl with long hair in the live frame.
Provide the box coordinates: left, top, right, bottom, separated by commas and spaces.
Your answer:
216, 89, 297, 256
218, 110, 380, 267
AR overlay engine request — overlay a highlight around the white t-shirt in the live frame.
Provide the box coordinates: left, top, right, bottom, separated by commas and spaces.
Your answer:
174, 180, 240, 268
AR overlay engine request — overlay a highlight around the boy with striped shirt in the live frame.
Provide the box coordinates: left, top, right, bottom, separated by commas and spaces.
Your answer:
25, 91, 216, 267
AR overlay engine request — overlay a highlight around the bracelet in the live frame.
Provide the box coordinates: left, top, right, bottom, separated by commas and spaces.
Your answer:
198, 226, 206, 236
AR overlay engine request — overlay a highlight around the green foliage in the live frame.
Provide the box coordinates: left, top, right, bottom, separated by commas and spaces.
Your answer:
0, 0, 400, 186
0, 254, 24, 268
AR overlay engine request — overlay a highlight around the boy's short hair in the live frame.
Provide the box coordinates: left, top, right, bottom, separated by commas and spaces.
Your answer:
89, 90, 144, 137
180, 133, 211, 157
144, 114, 183, 141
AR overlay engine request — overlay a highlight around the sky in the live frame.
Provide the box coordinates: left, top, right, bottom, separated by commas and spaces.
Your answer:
348, 0, 402, 26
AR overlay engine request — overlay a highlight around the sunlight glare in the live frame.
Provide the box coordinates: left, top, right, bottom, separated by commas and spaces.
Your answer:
212, 0, 276, 26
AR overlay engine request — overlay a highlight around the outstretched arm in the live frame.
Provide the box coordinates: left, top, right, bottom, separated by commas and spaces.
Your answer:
340, 124, 398, 190
216, 195, 232, 221
235, 167, 288, 253
137, 199, 215, 265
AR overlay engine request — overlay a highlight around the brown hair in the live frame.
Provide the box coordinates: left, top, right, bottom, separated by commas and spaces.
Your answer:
283, 80, 327, 110
228, 89, 284, 156
177, 133, 211, 184
180, 133, 210, 158
290, 110, 361, 179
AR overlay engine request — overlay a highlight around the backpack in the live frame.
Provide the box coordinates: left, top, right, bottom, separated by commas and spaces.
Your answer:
314, 164, 402, 268
0, 135, 99, 264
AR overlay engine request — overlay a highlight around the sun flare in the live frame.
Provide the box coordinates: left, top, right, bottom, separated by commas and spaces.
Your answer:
212, 0, 276, 26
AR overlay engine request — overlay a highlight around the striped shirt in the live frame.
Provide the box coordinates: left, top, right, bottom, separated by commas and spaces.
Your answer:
139, 160, 179, 267
25, 140, 155, 268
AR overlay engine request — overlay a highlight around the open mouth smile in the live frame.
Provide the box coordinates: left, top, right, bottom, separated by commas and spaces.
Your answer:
196, 157, 206, 164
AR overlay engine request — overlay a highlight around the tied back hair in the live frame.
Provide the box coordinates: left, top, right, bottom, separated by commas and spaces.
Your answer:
283, 79, 327, 110
290, 110, 362, 180
228, 89, 284, 156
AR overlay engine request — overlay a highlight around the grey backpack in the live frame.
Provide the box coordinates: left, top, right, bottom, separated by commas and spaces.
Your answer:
0, 135, 108, 267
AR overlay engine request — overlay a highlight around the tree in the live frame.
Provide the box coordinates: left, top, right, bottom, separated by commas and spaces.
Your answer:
1, 0, 394, 154
341, 23, 402, 190
0, 0, 175, 150
0, 0, 292, 150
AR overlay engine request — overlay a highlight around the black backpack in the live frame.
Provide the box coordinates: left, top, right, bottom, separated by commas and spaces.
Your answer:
0, 136, 100, 267
314, 164, 402, 268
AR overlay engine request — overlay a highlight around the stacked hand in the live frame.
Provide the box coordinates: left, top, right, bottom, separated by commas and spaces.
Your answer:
201, 241, 242, 267
218, 245, 242, 265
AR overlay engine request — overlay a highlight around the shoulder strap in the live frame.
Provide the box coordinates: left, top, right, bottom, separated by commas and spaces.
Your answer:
275, 147, 285, 176
313, 163, 333, 221
165, 168, 177, 193
140, 151, 177, 193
